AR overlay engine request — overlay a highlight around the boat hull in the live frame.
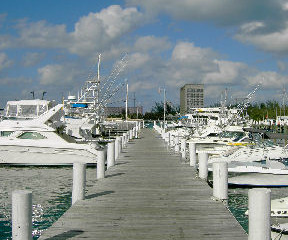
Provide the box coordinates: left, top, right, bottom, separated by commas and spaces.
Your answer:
0, 145, 97, 166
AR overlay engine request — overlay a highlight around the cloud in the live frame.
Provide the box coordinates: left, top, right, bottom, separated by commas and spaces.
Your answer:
0, 53, 13, 71
235, 21, 288, 54
0, 5, 143, 58
38, 63, 82, 85
134, 36, 171, 53
203, 60, 247, 85
21, 52, 45, 67
69, 5, 143, 56
126, 0, 288, 55
246, 71, 286, 89
0, 76, 32, 85
126, 0, 283, 26
15, 20, 69, 49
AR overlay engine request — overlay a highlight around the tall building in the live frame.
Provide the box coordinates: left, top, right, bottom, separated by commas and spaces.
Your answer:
180, 84, 204, 115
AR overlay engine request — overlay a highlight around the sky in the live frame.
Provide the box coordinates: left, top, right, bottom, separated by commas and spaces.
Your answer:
1, 0, 288, 112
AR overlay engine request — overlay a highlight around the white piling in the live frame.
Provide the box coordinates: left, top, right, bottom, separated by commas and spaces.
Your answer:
118, 136, 122, 154
198, 152, 208, 180
121, 135, 125, 149
12, 190, 32, 240
174, 135, 179, 152
115, 137, 120, 160
107, 141, 115, 168
169, 134, 174, 147
97, 149, 105, 179
212, 162, 228, 200
129, 129, 133, 140
248, 188, 271, 240
124, 132, 127, 142
72, 162, 86, 204
181, 138, 186, 159
189, 142, 197, 167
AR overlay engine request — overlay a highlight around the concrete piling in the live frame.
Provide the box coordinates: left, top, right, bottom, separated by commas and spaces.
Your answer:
248, 188, 271, 240
198, 152, 208, 180
174, 134, 179, 152
12, 190, 32, 240
189, 142, 197, 167
97, 149, 106, 179
115, 137, 120, 160
107, 141, 115, 168
181, 138, 186, 159
212, 162, 228, 201
72, 163, 86, 204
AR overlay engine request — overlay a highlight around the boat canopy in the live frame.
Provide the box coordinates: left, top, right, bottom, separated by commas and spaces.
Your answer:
5, 99, 52, 118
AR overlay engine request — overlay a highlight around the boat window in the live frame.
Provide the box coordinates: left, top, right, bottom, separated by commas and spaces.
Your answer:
0, 131, 14, 137
207, 133, 218, 137
17, 132, 47, 139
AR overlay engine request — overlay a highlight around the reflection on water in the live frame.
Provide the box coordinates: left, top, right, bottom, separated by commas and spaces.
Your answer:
0, 166, 74, 240
228, 190, 248, 233
228, 187, 288, 236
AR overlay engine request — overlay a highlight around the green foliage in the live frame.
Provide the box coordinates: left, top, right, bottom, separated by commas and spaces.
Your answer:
144, 101, 179, 120
247, 101, 286, 121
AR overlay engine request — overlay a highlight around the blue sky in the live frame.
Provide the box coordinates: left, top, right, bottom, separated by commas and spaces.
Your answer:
0, 0, 288, 111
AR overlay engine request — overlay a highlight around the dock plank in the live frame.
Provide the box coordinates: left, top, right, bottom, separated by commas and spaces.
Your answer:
39, 128, 247, 239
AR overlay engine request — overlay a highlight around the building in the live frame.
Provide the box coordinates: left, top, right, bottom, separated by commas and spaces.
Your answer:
180, 84, 204, 115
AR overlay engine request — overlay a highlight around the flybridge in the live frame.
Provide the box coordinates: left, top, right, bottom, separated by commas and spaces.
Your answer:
4, 99, 56, 119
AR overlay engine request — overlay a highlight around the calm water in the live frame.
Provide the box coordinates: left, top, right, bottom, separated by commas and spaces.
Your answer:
0, 166, 97, 240
228, 187, 288, 234
1, 165, 288, 239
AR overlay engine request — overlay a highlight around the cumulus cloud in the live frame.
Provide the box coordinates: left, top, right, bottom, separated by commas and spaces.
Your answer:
134, 36, 171, 53
69, 5, 143, 55
246, 72, 286, 89
38, 63, 82, 85
203, 60, 246, 84
235, 21, 288, 53
15, 20, 69, 49
0, 5, 143, 57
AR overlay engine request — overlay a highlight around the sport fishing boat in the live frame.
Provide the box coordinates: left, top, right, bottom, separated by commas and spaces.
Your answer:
0, 100, 99, 165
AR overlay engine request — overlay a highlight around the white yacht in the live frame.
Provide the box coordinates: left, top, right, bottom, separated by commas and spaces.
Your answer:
0, 100, 99, 165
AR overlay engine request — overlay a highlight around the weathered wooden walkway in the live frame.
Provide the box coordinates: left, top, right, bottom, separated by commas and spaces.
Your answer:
39, 128, 247, 239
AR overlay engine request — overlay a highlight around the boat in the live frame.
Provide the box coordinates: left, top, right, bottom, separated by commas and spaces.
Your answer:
228, 173, 288, 187
272, 223, 288, 239
245, 196, 288, 217
0, 100, 100, 165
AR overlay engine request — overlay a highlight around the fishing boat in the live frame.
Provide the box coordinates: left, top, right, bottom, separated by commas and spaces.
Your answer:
0, 100, 100, 165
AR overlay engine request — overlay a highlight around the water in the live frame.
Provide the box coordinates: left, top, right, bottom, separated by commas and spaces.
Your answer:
1, 164, 288, 239
228, 189, 249, 232
228, 187, 288, 234
0, 166, 96, 240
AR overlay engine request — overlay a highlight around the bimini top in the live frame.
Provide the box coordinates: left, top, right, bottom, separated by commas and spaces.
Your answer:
5, 99, 55, 119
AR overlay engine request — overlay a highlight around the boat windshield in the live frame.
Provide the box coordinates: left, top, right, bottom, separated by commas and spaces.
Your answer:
17, 132, 47, 139
0, 131, 14, 137
219, 131, 244, 140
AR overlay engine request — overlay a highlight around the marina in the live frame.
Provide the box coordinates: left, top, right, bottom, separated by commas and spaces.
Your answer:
38, 128, 247, 239
2, 1, 288, 239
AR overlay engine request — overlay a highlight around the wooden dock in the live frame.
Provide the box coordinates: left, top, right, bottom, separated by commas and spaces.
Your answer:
39, 128, 247, 239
